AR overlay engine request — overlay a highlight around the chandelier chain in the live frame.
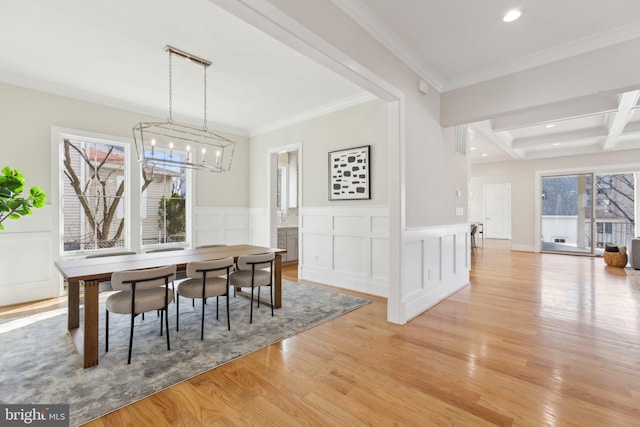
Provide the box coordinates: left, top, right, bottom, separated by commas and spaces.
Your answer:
203, 65, 207, 129
168, 51, 173, 122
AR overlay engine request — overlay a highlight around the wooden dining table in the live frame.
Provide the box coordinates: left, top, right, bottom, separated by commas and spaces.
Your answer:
54, 244, 286, 368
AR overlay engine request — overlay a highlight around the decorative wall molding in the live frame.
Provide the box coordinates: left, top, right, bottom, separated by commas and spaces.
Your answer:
0, 208, 58, 306
249, 207, 270, 247
299, 206, 390, 297
400, 223, 470, 322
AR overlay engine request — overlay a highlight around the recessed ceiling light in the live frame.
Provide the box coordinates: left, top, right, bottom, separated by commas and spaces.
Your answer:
503, 9, 522, 23
481, 153, 488, 157
470, 146, 477, 151
552, 142, 560, 146
545, 124, 556, 128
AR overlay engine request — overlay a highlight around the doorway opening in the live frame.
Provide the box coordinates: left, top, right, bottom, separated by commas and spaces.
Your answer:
268, 143, 301, 269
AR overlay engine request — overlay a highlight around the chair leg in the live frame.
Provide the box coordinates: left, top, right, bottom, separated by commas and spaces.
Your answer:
226, 292, 230, 330
257, 287, 261, 307
200, 297, 206, 341
250, 286, 254, 324
270, 285, 274, 317
160, 309, 164, 336
216, 296, 219, 320
176, 294, 180, 331
105, 310, 109, 352
127, 311, 135, 364
165, 305, 171, 351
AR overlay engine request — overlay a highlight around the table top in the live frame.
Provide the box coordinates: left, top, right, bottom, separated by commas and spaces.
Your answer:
55, 244, 286, 282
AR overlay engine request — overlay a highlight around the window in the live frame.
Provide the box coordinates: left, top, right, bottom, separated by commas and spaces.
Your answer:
61, 138, 127, 252
59, 131, 190, 255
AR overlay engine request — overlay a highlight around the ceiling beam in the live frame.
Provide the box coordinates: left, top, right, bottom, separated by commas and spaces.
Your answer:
490, 93, 619, 132
511, 127, 608, 150
471, 121, 522, 160
603, 90, 640, 151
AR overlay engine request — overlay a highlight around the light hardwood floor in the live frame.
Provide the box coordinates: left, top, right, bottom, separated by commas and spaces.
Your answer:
4, 241, 640, 426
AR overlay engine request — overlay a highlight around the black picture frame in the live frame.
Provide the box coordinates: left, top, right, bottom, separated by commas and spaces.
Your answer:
328, 145, 371, 201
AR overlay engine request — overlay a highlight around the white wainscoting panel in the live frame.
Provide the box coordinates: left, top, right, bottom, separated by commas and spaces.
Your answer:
300, 206, 389, 297
249, 207, 269, 247
0, 207, 58, 306
194, 207, 250, 247
401, 223, 470, 322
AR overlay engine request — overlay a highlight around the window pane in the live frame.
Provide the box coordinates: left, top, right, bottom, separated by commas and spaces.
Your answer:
141, 160, 187, 246
61, 138, 126, 252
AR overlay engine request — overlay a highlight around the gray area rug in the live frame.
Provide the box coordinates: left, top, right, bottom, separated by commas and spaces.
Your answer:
0, 281, 369, 426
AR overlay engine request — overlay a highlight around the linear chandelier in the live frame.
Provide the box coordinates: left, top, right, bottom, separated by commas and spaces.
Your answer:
133, 45, 235, 172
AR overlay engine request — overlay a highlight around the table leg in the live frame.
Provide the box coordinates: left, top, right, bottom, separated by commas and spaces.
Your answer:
274, 253, 282, 308
67, 279, 99, 368
83, 280, 100, 368
68, 280, 80, 329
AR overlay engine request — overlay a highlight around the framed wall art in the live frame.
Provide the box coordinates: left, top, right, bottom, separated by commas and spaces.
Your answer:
328, 145, 370, 200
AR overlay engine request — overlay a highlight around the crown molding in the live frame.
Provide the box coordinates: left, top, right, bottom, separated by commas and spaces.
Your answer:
443, 21, 640, 92
249, 92, 376, 137
0, 70, 252, 137
331, 0, 443, 92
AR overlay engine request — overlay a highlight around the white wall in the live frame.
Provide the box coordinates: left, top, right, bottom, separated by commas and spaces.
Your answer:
471, 149, 640, 251
249, 99, 391, 297
249, 100, 389, 208
0, 83, 248, 306
238, 0, 470, 322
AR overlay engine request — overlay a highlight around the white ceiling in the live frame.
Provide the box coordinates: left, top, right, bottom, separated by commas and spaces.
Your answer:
0, 0, 370, 136
3, 0, 640, 162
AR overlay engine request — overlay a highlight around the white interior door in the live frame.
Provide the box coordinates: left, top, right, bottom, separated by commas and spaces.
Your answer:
484, 183, 512, 239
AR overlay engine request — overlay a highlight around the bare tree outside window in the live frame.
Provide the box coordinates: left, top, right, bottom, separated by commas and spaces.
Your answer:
591, 173, 634, 247
62, 138, 154, 252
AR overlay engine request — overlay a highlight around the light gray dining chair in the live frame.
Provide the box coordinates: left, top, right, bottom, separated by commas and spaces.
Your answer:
106, 264, 176, 364
229, 253, 275, 323
144, 246, 186, 295
176, 257, 235, 339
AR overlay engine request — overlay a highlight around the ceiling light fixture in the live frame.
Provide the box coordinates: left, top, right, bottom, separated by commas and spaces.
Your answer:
552, 142, 561, 146
503, 9, 522, 23
545, 124, 556, 128
133, 45, 235, 172
481, 153, 488, 157
470, 146, 477, 151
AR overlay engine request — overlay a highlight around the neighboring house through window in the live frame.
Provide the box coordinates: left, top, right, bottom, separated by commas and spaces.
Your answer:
58, 130, 190, 258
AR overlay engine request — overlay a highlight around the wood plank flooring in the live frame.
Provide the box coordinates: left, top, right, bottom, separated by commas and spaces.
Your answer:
4, 240, 640, 426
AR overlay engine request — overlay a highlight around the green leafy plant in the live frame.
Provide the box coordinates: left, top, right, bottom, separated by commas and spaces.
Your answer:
0, 166, 47, 230
158, 192, 185, 241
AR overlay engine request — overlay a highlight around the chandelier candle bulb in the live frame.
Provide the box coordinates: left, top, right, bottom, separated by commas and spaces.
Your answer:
151, 139, 156, 155
186, 145, 191, 162
169, 142, 174, 158
201, 147, 206, 163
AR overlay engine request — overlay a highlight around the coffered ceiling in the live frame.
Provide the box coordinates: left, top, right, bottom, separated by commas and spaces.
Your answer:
2, 0, 640, 163
335, 0, 640, 163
